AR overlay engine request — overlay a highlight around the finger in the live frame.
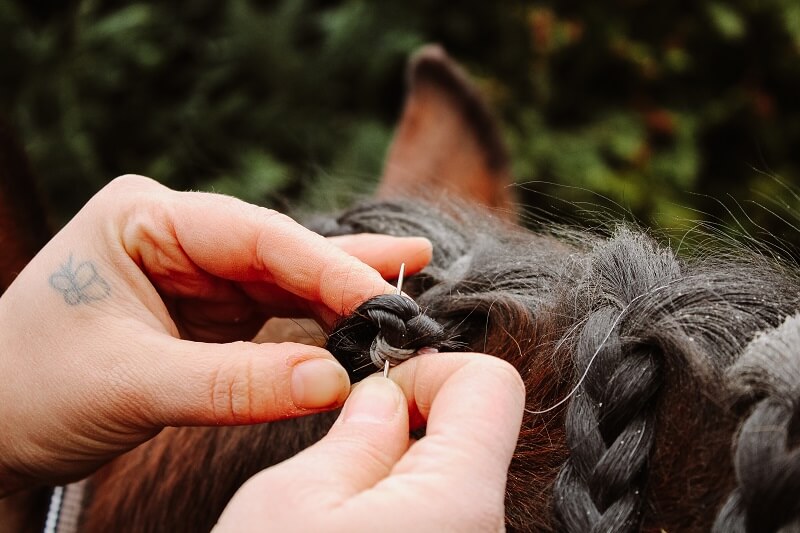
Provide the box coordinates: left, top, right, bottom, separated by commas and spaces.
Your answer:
328, 234, 432, 279
162, 228, 432, 334
132, 333, 351, 427
313, 354, 524, 531
215, 354, 523, 532
171, 193, 390, 314
241, 377, 410, 508
386, 353, 524, 495
239, 233, 432, 307
114, 176, 396, 315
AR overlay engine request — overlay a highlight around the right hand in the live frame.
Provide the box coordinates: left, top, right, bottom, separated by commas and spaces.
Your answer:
214, 353, 525, 532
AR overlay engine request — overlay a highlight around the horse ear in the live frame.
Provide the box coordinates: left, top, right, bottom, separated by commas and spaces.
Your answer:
376, 45, 515, 217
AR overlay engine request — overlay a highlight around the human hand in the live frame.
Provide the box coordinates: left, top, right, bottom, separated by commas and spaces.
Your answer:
0, 175, 432, 495
214, 353, 525, 532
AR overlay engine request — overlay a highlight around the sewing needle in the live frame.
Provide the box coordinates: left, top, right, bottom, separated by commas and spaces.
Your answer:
384, 262, 406, 378
395, 262, 405, 296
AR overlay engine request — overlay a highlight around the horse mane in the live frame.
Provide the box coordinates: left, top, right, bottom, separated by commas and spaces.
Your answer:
3, 42, 797, 532
81, 198, 800, 531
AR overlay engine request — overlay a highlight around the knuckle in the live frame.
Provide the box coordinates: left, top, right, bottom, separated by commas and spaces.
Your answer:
87, 175, 165, 219
209, 352, 258, 425
107, 174, 161, 192
252, 205, 289, 229
328, 431, 397, 474
253, 209, 284, 271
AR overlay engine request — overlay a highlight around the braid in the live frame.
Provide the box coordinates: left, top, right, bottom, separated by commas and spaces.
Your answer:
554, 230, 681, 532
326, 294, 463, 382
81, 198, 800, 532
554, 310, 662, 532
713, 314, 800, 532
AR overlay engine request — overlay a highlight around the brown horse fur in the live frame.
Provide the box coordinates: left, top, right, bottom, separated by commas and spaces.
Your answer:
3, 46, 800, 532
79, 200, 800, 532
82, 208, 579, 532
309, 205, 798, 532
0, 116, 50, 294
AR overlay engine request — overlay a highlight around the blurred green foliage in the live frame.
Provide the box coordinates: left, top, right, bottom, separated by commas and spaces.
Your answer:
3, 0, 800, 249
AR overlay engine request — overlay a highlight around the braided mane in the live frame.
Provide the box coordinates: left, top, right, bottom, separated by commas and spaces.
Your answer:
327, 294, 464, 382
5, 39, 796, 532
714, 314, 800, 532
80, 199, 800, 531
313, 200, 800, 531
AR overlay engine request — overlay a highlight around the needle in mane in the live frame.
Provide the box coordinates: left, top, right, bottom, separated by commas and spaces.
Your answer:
383, 262, 406, 378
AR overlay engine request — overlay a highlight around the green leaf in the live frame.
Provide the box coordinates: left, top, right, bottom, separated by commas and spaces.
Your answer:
206, 151, 290, 204
706, 2, 746, 40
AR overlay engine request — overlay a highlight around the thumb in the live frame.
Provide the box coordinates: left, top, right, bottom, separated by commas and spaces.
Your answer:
215, 377, 409, 529
132, 333, 352, 427
265, 377, 409, 503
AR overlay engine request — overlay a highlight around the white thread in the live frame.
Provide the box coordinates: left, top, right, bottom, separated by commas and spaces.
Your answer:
370, 335, 414, 369
526, 287, 666, 415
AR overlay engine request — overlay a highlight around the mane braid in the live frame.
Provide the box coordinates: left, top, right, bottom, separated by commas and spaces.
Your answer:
78, 199, 800, 532
713, 313, 800, 532
553, 231, 680, 532
326, 294, 464, 382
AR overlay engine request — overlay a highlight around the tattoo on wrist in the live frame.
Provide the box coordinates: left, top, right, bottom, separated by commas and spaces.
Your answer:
48, 254, 111, 305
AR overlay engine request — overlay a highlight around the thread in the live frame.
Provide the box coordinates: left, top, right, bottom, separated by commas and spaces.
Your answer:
327, 293, 463, 382
369, 335, 415, 369
526, 287, 667, 415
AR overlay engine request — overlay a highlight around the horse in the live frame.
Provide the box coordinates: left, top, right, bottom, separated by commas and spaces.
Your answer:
2, 45, 799, 532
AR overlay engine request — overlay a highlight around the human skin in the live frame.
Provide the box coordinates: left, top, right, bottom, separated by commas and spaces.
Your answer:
0, 175, 524, 529
216, 356, 525, 532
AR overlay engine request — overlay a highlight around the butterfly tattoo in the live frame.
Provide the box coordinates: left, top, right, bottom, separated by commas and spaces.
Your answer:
49, 254, 111, 305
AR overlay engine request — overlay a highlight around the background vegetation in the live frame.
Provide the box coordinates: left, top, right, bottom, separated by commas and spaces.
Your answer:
3, 0, 800, 252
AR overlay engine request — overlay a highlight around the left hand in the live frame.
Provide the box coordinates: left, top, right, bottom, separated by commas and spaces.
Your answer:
0, 175, 432, 494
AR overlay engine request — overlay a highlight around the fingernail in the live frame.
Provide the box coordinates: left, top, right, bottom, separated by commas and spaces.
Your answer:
342, 378, 402, 424
401, 236, 433, 251
291, 358, 350, 409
